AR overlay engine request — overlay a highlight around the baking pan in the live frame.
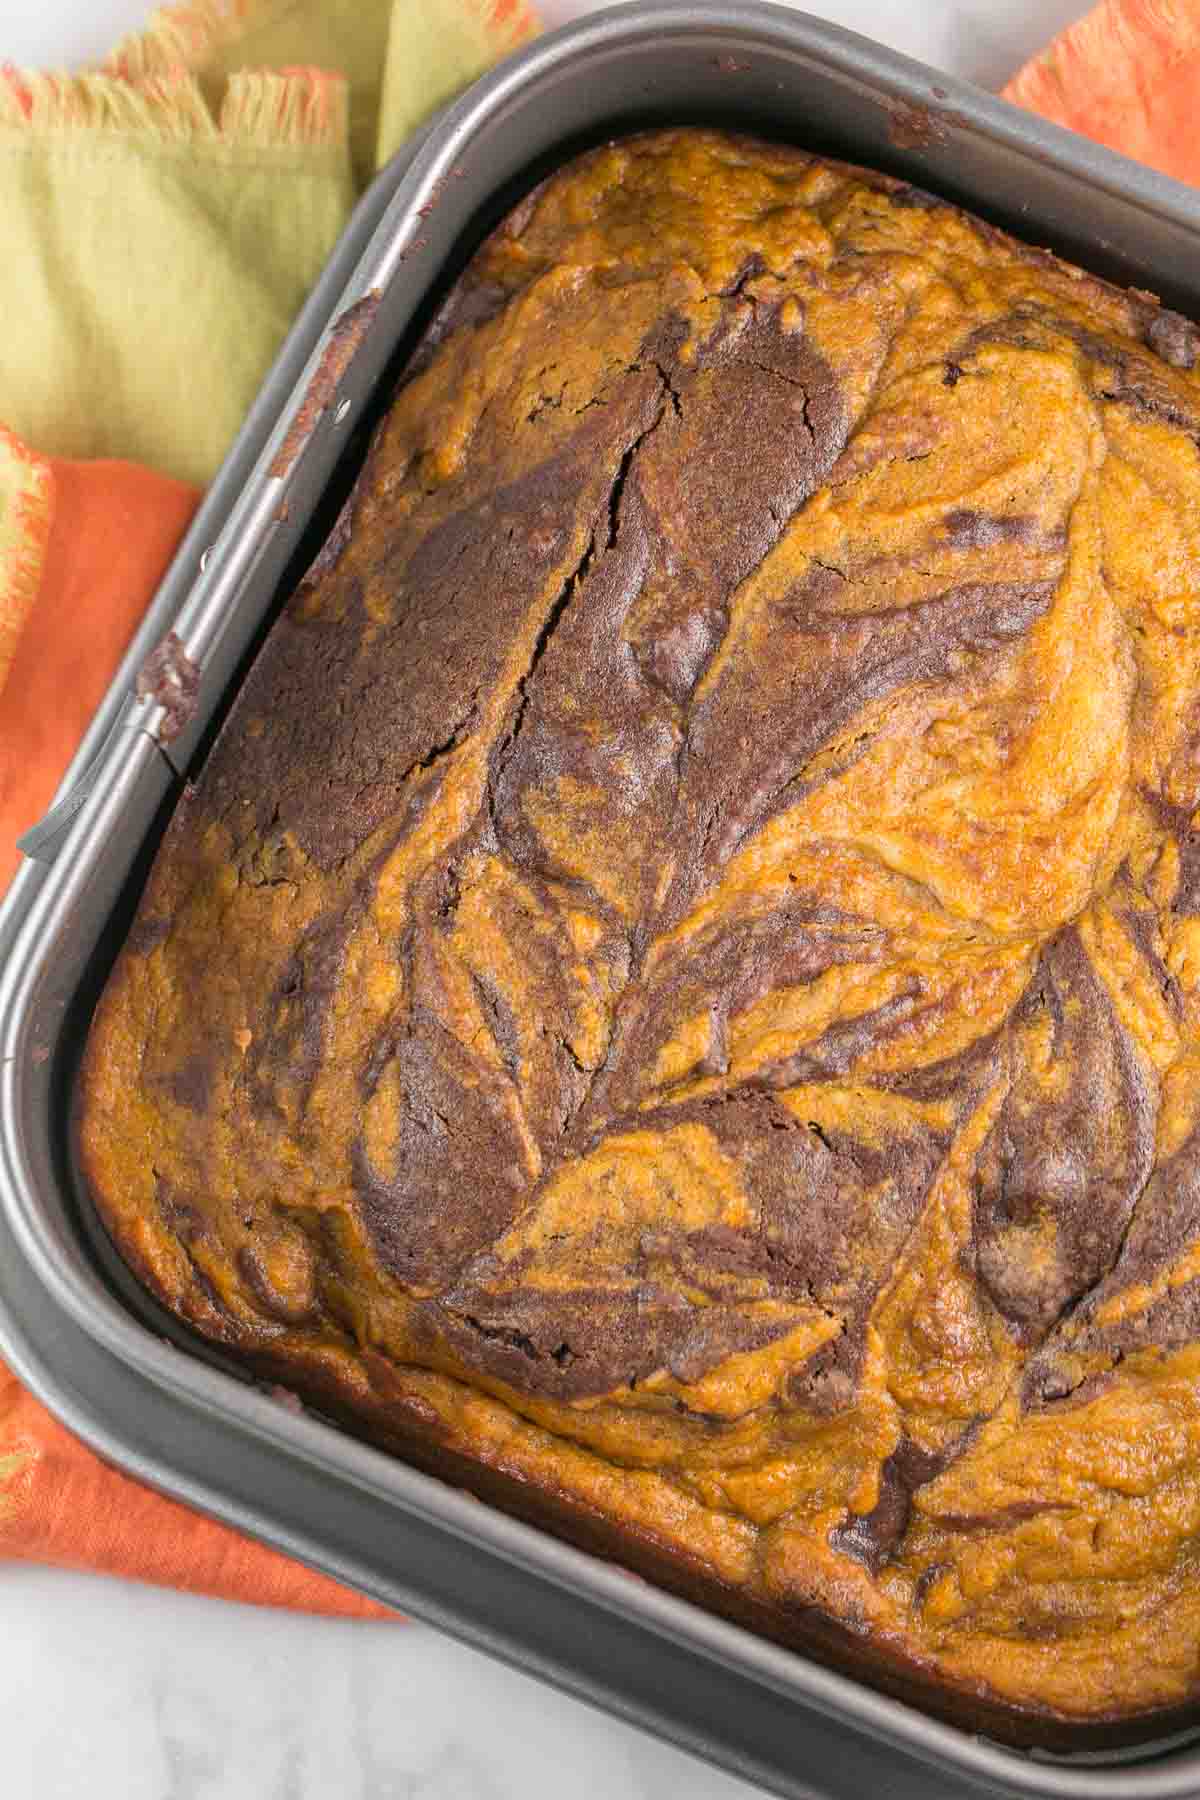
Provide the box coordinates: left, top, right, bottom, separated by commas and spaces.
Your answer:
6, 5, 1200, 1795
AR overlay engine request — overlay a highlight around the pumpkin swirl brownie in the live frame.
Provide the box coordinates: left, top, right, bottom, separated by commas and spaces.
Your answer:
80, 129, 1200, 1746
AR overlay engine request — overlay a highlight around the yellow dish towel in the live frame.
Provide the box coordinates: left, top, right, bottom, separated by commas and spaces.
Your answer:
0, 0, 537, 488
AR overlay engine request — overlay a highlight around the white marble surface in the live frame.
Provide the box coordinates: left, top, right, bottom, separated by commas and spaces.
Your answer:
2, 1, 1093, 1796
3, 1565, 770, 1800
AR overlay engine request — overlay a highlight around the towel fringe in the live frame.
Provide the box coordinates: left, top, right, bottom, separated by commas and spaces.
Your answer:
445, 0, 542, 67
467, 0, 542, 49
108, 0, 541, 82
0, 62, 347, 152
221, 67, 349, 150
105, 0, 260, 82
0, 429, 55, 697
0, 66, 219, 140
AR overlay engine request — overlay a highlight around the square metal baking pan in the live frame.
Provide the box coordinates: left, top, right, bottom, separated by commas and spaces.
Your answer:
5, 5, 1200, 1795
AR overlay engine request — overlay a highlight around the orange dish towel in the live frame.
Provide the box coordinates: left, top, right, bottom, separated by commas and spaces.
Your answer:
1004, 0, 1200, 182
0, 0, 1196, 1614
0, 452, 389, 1615
0, 1363, 387, 1616
0, 451, 198, 896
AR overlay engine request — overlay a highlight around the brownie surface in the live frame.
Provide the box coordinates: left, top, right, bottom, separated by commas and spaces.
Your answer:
80, 129, 1200, 1740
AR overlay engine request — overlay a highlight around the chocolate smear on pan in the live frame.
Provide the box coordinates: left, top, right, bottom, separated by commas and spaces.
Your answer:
269, 289, 382, 479
136, 631, 200, 744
